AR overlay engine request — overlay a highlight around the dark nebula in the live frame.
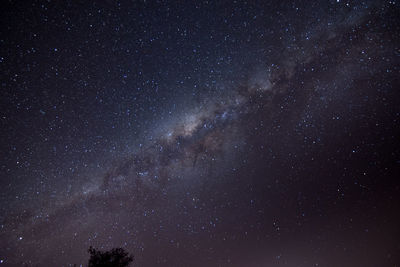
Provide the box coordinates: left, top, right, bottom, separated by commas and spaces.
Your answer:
1, 1, 399, 266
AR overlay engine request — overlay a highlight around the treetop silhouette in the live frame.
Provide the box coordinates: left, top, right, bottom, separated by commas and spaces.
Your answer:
87, 246, 133, 267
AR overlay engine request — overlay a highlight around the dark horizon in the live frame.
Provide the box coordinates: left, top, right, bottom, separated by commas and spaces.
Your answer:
1, 1, 399, 266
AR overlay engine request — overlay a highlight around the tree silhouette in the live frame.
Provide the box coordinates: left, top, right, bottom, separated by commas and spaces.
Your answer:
87, 246, 133, 267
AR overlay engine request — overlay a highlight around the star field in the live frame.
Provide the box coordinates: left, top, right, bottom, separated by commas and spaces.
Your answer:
1, 1, 399, 266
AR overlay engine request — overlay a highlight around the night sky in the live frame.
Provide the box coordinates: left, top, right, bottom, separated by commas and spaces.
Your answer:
1, 1, 400, 266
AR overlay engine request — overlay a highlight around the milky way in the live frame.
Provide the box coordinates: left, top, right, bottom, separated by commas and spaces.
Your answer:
1, 1, 399, 266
